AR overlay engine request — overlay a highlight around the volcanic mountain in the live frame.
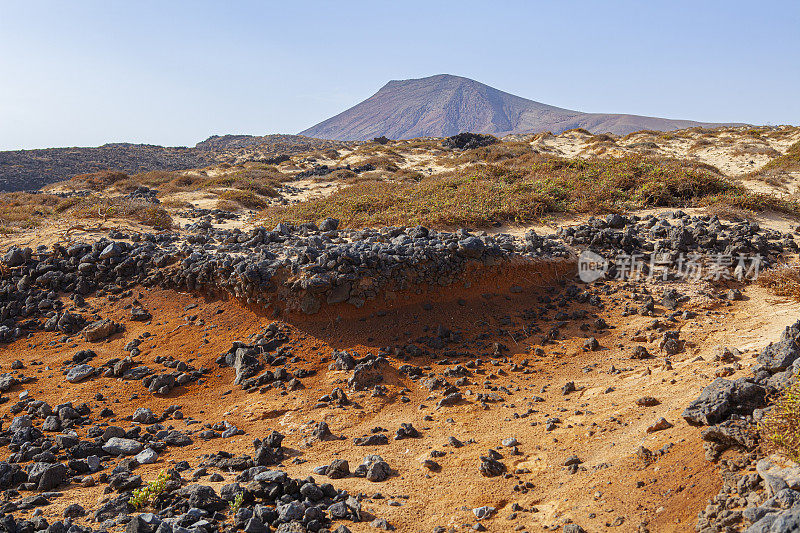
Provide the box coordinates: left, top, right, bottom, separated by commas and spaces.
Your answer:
300, 74, 740, 140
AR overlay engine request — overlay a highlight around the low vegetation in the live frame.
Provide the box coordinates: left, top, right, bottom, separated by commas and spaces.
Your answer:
69, 170, 130, 190
0, 192, 62, 233
0, 191, 173, 231
451, 141, 533, 165
129, 471, 169, 509
260, 153, 799, 228
231, 492, 245, 514
586, 134, 616, 145
9, 127, 800, 235
68, 196, 174, 228
760, 377, 800, 460
754, 140, 800, 176
758, 264, 800, 300
218, 189, 269, 210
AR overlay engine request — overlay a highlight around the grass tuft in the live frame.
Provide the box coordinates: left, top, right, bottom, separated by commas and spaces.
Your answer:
758, 264, 800, 300
760, 377, 800, 460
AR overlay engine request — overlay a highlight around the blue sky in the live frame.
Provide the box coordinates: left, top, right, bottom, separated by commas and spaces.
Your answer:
1, 1, 798, 150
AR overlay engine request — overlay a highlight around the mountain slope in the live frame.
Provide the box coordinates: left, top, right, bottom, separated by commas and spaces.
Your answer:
300, 74, 741, 140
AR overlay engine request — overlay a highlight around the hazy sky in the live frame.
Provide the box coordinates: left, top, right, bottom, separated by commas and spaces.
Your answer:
1, 1, 798, 150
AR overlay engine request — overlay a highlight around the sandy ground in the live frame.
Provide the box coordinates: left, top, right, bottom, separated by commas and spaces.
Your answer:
0, 258, 797, 532
525, 126, 800, 178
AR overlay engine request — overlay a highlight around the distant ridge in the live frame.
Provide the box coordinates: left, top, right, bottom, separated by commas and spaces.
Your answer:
0, 135, 347, 192
300, 74, 743, 140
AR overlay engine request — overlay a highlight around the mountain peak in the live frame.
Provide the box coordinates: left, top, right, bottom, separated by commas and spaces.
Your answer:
300, 75, 738, 140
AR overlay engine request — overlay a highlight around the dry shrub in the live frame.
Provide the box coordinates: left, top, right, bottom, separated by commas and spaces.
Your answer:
217, 168, 287, 186
133, 170, 188, 188
686, 127, 718, 136
321, 169, 357, 182
622, 130, 662, 141
345, 143, 404, 163
110, 179, 144, 194
453, 142, 532, 165
702, 201, 756, 222
261, 171, 557, 228
732, 144, 780, 158
215, 199, 240, 212
159, 198, 193, 209
758, 264, 800, 300
562, 128, 591, 136
68, 196, 173, 228
242, 162, 280, 172
55, 196, 84, 213
628, 141, 659, 151
403, 139, 447, 152
760, 377, 800, 460
343, 173, 384, 185
0, 192, 61, 228
154, 173, 206, 194
688, 139, 713, 153
393, 168, 424, 182
763, 175, 789, 188
698, 187, 800, 215
71, 170, 130, 190
587, 134, 616, 144
231, 180, 279, 198
218, 189, 269, 209
358, 156, 400, 172
144, 167, 286, 196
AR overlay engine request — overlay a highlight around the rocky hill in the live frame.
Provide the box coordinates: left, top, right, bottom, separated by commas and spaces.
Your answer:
0, 136, 351, 192
194, 134, 348, 153
300, 74, 743, 140
0, 144, 210, 192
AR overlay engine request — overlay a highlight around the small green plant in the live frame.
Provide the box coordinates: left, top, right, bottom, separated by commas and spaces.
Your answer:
760, 377, 800, 460
129, 471, 169, 509
231, 492, 245, 514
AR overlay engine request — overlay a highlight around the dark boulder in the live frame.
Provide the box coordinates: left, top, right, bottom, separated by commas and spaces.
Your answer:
682, 378, 766, 426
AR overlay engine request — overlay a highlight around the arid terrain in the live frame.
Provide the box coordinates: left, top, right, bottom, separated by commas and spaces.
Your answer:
2, 126, 800, 533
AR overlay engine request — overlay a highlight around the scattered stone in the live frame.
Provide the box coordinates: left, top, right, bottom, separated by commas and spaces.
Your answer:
82, 319, 119, 342
646, 417, 673, 433
102, 437, 144, 456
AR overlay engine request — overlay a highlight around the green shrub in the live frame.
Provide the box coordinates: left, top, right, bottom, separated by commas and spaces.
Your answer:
231, 492, 244, 514
129, 471, 169, 509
